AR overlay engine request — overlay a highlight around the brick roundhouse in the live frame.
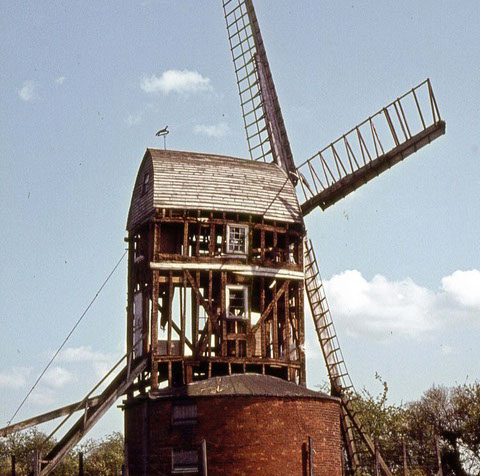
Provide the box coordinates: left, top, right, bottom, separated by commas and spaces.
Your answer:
123, 149, 343, 475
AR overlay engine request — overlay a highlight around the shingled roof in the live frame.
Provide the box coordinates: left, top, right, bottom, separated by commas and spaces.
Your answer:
127, 149, 302, 231
149, 374, 339, 401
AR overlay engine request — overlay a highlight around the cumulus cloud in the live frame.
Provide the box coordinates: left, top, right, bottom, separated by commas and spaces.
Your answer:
141, 69, 212, 95
58, 346, 116, 378
18, 80, 35, 101
55, 76, 66, 84
194, 122, 230, 138
43, 366, 73, 388
322, 269, 480, 340
59, 345, 112, 363
0, 367, 31, 389
441, 269, 480, 308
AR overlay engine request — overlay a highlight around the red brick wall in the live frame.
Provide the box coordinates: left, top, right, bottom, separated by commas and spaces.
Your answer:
125, 395, 342, 476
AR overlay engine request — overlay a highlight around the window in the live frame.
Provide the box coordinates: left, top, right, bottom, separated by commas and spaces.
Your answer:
142, 172, 150, 195
226, 285, 249, 319
172, 403, 197, 426
226, 224, 248, 254
172, 448, 199, 474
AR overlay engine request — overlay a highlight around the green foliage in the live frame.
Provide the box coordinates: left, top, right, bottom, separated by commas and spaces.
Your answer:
351, 378, 480, 476
0, 430, 124, 476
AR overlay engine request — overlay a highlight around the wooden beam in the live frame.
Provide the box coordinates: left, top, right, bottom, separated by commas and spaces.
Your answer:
184, 271, 219, 334
151, 272, 159, 390
273, 282, 279, 358
150, 261, 303, 280
260, 277, 266, 357
167, 272, 173, 356
171, 319, 193, 351
185, 270, 220, 360
0, 396, 101, 437
251, 281, 288, 334
285, 283, 290, 362
180, 280, 186, 355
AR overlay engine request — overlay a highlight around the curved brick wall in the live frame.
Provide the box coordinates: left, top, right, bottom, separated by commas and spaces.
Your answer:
125, 394, 342, 476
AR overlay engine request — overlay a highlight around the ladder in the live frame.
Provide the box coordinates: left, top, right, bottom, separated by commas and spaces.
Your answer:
38, 356, 147, 475
304, 238, 393, 476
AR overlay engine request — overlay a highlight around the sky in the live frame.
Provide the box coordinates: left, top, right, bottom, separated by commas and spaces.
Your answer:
1, 0, 479, 441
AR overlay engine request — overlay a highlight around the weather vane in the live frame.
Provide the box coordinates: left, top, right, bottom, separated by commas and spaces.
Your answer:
155, 126, 169, 150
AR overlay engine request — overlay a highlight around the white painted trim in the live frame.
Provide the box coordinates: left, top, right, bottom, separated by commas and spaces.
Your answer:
149, 261, 304, 280
226, 285, 249, 320
226, 223, 249, 254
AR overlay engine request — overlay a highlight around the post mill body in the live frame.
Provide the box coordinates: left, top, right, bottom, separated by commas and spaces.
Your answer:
123, 148, 342, 476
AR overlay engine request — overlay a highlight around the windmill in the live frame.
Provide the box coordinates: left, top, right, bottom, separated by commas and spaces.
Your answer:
221, 0, 445, 474
0, 2, 445, 475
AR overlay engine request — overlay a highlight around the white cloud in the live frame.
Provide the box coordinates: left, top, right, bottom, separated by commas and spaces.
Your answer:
58, 345, 112, 363
43, 366, 73, 388
441, 269, 480, 308
0, 367, 31, 389
141, 69, 212, 95
55, 76, 66, 85
321, 269, 480, 340
125, 113, 142, 127
194, 122, 230, 138
18, 80, 35, 101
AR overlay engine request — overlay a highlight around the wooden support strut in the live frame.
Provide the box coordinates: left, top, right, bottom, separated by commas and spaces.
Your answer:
184, 270, 220, 360
251, 280, 288, 334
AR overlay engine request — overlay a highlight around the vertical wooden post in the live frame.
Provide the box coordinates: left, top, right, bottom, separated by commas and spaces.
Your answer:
260, 226, 265, 261
308, 436, 314, 476
33, 450, 40, 476
374, 439, 380, 476
435, 434, 443, 476
207, 270, 213, 356
180, 281, 186, 357
78, 452, 84, 476
272, 281, 279, 358
151, 271, 159, 390
201, 439, 208, 476
126, 235, 134, 399
183, 221, 189, 256
209, 220, 215, 257
11, 455, 15, 476
221, 272, 227, 356
284, 282, 290, 363
260, 277, 266, 357
167, 271, 173, 357
298, 238, 306, 386
403, 439, 409, 476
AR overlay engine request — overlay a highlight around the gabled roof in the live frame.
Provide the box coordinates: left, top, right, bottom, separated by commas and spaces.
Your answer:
127, 149, 302, 231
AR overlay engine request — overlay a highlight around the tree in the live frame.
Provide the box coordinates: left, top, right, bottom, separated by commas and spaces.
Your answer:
0, 430, 124, 476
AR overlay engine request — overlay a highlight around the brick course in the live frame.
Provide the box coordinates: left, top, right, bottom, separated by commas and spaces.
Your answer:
125, 395, 341, 476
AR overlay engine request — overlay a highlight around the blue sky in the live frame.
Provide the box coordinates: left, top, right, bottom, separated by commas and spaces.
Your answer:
1, 1, 479, 439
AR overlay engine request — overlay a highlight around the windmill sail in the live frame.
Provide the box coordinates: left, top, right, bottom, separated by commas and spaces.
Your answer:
296, 79, 446, 215
223, 0, 297, 180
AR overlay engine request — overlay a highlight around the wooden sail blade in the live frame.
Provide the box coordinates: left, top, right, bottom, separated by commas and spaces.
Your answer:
223, 0, 297, 179
304, 238, 393, 476
297, 79, 446, 216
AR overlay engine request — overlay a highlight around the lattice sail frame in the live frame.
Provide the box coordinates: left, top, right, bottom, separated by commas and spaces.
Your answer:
223, 0, 296, 178
296, 79, 445, 215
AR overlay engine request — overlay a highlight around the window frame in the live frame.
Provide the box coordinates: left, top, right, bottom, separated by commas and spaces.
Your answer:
171, 447, 199, 474
226, 285, 249, 320
226, 224, 249, 255
142, 172, 150, 195
171, 402, 198, 427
